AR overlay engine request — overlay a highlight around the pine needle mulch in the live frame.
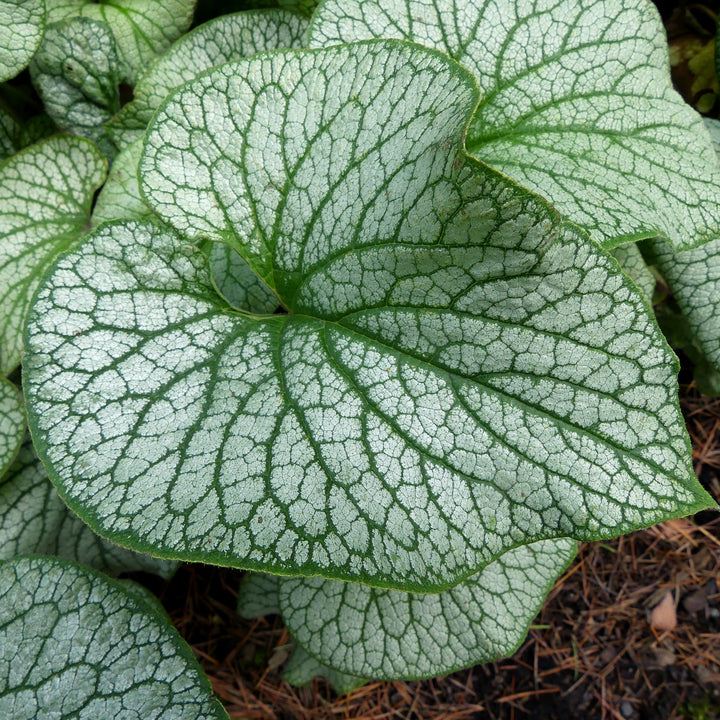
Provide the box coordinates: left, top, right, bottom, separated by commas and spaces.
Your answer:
150, 383, 720, 720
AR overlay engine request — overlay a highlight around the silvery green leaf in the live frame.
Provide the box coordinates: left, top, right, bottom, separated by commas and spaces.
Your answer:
91, 137, 150, 226
25, 43, 712, 592
280, 538, 576, 679
646, 118, 720, 375
0, 555, 229, 720
283, 646, 367, 693
237, 571, 281, 618
108, 9, 309, 149
0, 378, 23, 479
30, 17, 119, 158
308, 0, 720, 251
45, 0, 196, 82
612, 243, 655, 303
0, 437, 177, 578
0, 0, 45, 82
0, 135, 105, 374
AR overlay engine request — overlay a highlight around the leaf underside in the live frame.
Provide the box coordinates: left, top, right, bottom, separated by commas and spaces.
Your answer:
24, 43, 710, 594
0, 555, 228, 720
308, 0, 720, 251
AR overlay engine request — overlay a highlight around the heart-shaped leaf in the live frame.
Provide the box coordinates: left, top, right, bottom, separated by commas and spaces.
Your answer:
308, 0, 720, 251
45, 0, 196, 82
278, 538, 576, 679
108, 9, 309, 148
0, 378, 23, 479
0, 0, 45, 82
0, 555, 228, 719
25, 42, 711, 593
0, 134, 106, 374
30, 17, 120, 158
0, 437, 177, 578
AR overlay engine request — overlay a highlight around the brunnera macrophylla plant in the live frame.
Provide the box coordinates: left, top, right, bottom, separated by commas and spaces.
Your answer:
0, 0, 719, 708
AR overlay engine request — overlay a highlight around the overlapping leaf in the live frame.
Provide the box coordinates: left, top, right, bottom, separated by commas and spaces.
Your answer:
91, 138, 279, 314
91, 137, 150, 226
0, 135, 105, 374
108, 9, 309, 148
646, 118, 720, 376
612, 243, 656, 303
308, 0, 720, 251
0, 437, 177, 578
30, 17, 119, 157
45, 0, 196, 82
0, 0, 45, 82
25, 43, 711, 593
283, 647, 367, 692
278, 538, 576, 679
0, 378, 23, 479
0, 556, 229, 719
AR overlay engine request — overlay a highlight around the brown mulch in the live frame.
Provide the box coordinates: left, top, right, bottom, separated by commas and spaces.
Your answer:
137, 383, 720, 720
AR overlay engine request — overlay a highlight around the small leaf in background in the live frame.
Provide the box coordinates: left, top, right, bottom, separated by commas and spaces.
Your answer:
0, 0, 45, 83
45, 0, 196, 82
0, 437, 178, 579
308, 0, 720, 251
645, 118, 720, 387
611, 243, 657, 303
278, 539, 577, 679
0, 134, 105, 375
0, 555, 229, 720
91, 137, 151, 226
237, 571, 281, 618
30, 17, 120, 158
0, 378, 23, 479
108, 9, 309, 149
283, 646, 367, 693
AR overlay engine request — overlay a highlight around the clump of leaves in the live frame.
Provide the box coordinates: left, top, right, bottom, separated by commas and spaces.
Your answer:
1, 0, 720, 712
